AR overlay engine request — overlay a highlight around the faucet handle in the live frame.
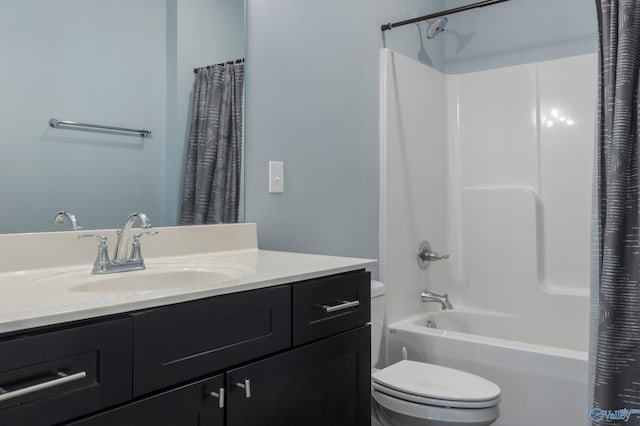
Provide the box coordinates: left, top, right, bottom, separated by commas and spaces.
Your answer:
129, 231, 157, 263
133, 230, 158, 239
78, 234, 111, 273
417, 240, 449, 270
78, 234, 107, 243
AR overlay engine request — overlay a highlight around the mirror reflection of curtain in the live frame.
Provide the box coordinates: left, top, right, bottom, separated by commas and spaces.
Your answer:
179, 62, 244, 225
590, 1, 640, 422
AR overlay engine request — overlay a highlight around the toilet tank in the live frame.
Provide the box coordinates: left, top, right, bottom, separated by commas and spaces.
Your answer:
370, 280, 386, 367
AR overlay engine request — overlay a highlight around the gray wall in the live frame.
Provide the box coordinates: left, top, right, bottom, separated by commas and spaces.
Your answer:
244, 0, 445, 270
244, 0, 597, 269
443, 0, 597, 73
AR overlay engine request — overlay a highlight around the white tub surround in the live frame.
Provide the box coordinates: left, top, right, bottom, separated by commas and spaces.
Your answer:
380, 48, 594, 320
0, 223, 375, 334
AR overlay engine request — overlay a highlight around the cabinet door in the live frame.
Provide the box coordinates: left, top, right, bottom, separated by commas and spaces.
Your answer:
67, 374, 224, 426
226, 326, 371, 426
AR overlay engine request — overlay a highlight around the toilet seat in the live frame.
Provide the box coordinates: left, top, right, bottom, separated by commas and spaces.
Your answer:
371, 360, 501, 409
372, 382, 500, 409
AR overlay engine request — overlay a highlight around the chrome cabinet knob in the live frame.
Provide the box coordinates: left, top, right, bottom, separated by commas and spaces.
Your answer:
235, 379, 251, 398
208, 388, 225, 408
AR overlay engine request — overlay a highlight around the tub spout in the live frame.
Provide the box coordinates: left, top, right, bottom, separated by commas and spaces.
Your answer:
421, 290, 453, 310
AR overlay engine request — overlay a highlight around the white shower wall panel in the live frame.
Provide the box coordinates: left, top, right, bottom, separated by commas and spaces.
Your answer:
379, 49, 451, 324
461, 187, 539, 313
450, 54, 595, 296
451, 65, 539, 190
537, 55, 596, 292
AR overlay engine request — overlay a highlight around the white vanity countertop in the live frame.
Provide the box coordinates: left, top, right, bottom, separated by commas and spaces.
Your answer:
0, 223, 375, 334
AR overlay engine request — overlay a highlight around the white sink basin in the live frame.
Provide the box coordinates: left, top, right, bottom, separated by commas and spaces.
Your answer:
71, 269, 240, 292
31, 261, 254, 293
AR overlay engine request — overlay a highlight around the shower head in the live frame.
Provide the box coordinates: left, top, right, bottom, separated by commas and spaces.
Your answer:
426, 17, 448, 39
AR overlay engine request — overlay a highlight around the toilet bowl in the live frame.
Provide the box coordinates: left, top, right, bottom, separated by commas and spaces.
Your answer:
370, 281, 500, 426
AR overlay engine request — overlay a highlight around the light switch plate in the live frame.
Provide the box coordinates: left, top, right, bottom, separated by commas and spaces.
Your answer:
269, 161, 284, 193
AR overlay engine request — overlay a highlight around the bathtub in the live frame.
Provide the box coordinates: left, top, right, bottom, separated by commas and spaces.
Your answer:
386, 310, 588, 426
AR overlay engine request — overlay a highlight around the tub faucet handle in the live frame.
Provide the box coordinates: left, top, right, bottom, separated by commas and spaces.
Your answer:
417, 240, 449, 270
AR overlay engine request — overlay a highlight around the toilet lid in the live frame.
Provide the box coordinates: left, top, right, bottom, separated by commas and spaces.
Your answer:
372, 361, 501, 404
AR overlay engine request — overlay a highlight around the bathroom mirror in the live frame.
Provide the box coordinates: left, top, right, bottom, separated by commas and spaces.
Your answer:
0, 0, 245, 234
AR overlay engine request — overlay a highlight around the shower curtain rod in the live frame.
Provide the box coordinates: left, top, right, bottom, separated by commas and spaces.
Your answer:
193, 58, 244, 73
381, 0, 510, 32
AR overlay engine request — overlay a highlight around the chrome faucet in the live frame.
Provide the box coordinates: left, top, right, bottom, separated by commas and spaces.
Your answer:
53, 210, 83, 231
80, 212, 156, 274
421, 290, 453, 310
113, 212, 153, 264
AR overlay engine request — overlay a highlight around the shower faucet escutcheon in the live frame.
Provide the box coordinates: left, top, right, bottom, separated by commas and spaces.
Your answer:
417, 240, 449, 270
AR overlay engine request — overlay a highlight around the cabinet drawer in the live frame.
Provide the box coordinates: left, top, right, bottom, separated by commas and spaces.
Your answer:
132, 285, 291, 396
0, 318, 132, 426
292, 270, 370, 346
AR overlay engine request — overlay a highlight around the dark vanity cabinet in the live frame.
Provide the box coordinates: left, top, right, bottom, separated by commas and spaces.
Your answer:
0, 269, 371, 426
225, 326, 370, 426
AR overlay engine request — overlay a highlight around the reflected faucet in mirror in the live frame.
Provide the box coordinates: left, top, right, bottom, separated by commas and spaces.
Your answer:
53, 211, 83, 231
79, 212, 157, 274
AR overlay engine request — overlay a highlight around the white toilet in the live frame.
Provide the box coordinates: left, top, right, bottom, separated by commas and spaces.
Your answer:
370, 281, 501, 426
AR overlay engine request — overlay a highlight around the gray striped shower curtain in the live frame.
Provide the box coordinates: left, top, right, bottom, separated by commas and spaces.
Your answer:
179, 62, 244, 225
590, 1, 640, 424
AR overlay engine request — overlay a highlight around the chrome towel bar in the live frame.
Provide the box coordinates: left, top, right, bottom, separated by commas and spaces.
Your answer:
48, 118, 151, 137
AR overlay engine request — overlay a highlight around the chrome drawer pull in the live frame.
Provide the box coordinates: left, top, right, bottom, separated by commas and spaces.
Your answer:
235, 379, 251, 398
0, 371, 87, 403
320, 300, 360, 313
209, 388, 225, 408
